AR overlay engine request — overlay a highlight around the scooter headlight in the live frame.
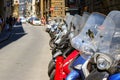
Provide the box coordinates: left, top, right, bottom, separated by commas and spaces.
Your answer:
97, 57, 110, 70
95, 53, 113, 70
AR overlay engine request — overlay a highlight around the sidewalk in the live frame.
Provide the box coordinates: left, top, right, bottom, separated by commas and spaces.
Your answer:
0, 27, 12, 43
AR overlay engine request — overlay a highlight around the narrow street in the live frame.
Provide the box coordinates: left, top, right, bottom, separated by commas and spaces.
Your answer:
0, 23, 51, 80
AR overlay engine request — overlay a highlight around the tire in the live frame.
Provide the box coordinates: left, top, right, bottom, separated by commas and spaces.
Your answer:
46, 28, 50, 32
49, 38, 56, 48
49, 33, 53, 38
48, 59, 55, 77
50, 69, 55, 80
52, 47, 57, 55
85, 69, 107, 80
48, 59, 55, 68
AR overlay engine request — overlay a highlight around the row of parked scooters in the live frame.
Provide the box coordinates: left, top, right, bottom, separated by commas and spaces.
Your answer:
46, 10, 120, 80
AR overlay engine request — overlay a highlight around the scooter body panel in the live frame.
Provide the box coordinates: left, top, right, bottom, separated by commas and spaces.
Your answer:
63, 50, 79, 75
55, 56, 64, 80
109, 73, 120, 80
71, 55, 86, 67
66, 56, 86, 80
55, 50, 80, 80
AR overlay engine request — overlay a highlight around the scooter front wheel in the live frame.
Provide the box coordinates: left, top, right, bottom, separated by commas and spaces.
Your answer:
48, 59, 55, 77
50, 69, 55, 80
49, 38, 56, 48
85, 69, 107, 80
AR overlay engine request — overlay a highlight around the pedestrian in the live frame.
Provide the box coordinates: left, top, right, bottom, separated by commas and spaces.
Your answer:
6, 17, 10, 31
13, 17, 16, 24
41, 16, 46, 25
8, 15, 13, 31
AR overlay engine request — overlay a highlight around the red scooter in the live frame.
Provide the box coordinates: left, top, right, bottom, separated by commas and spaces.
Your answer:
55, 50, 80, 80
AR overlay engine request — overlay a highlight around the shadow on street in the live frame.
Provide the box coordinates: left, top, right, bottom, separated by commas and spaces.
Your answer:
0, 23, 27, 49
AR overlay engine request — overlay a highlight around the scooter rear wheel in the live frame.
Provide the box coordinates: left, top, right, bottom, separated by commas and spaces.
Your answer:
48, 59, 55, 69
48, 59, 55, 77
50, 69, 55, 80
49, 38, 56, 48
46, 28, 50, 33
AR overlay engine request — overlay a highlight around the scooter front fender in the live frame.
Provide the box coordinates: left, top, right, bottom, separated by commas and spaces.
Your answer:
109, 73, 120, 80
55, 56, 64, 80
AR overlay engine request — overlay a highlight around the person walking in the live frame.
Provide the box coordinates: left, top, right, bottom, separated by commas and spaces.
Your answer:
8, 15, 13, 31
41, 16, 46, 25
6, 17, 10, 31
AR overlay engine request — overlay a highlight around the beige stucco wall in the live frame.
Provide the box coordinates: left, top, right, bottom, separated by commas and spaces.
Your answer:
32, 0, 36, 16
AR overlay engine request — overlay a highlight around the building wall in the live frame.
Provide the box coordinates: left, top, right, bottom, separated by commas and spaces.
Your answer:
50, 0, 65, 17
6, 0, 12, 17
38, 0, 48, 18
0, 0, 5, 18
13, 0, 19, 17
32, 0, 36, 16
37, 0, 120, 21
84, 0, 120, 14
38, 0, 81, 19
0, 0, 12, 19
0, 0, 12, 32
65, 0, 81, 15
26, 1, 32, 17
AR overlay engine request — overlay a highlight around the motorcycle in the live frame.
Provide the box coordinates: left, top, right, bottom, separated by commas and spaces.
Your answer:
55, 12, 106, 80
84, 10, 120, 80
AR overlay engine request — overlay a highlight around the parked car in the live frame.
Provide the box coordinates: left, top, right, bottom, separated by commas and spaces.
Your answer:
29, 17, 41, 26
26, 17, 31, 22
19, 17, 26, 23
28, 17, 32, 23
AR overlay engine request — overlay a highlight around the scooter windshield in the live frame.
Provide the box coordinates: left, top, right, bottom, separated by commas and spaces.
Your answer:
68, 14, 82, 39
65, 15, 74, 31
95, 11, 120, 55
71, 12, 90, 37
72, 14, 82, 28
71, 14, 82, 36
69, 12, 90, 40
71, 12, 105, 57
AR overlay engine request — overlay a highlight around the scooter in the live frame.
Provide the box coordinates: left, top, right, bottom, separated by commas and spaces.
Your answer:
55, 12, 106, 80
46, 19, 63, 38
84, 10, 120, 80
48, 17, 75, 49
69, 11, 120, 80
49, 23, 68, 48
51, 14, 76, 55
46, 20, 56, 33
